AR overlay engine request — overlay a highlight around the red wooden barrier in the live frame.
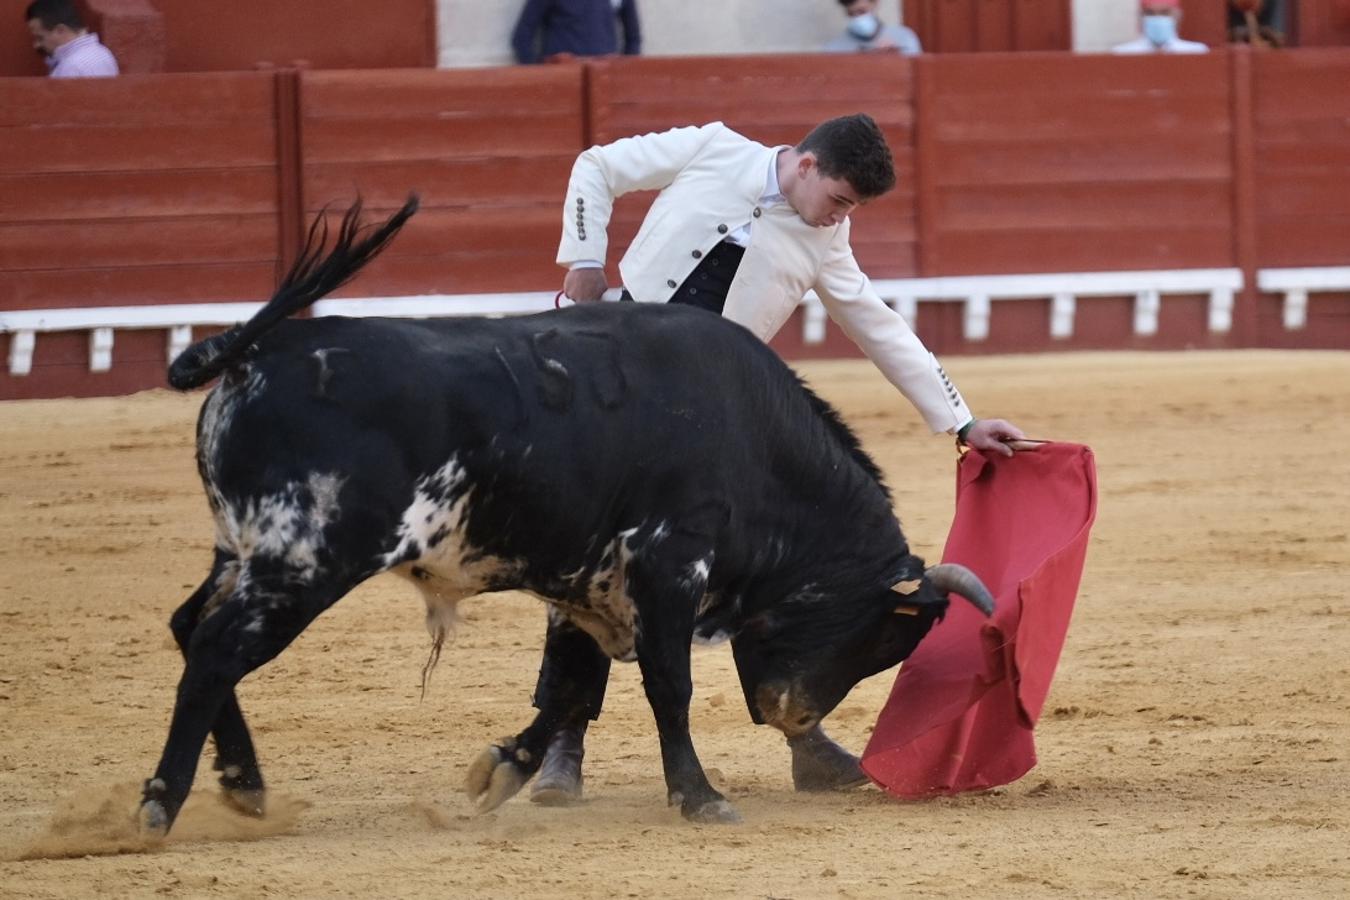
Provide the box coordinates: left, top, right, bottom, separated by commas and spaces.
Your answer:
917, 51, 1235, 277
3, 50, 1349, 400
299, 66, 585, 296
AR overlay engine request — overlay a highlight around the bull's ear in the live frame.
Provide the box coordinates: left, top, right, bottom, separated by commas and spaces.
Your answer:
889, 578, 923, 615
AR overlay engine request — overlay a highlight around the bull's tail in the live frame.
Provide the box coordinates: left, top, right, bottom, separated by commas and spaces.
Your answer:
167, 195, 420, 390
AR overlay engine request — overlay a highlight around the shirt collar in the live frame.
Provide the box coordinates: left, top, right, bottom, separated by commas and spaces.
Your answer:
53, 32, 97, 62
760, 148, 788, 206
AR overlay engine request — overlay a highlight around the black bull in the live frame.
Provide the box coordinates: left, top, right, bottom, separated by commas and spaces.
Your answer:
140, 198, 993, 835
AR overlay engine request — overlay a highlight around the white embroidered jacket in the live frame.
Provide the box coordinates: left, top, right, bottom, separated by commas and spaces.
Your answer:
556, 121, 972, 433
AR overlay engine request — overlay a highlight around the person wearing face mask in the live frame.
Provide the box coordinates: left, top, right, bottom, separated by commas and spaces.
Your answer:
824, 0, 922, 55
1112, 0, 1208, 54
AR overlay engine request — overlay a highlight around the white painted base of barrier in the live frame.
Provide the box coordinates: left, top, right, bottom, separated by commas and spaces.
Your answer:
1256, 266, 1350, 331
4, 266, 1344, 379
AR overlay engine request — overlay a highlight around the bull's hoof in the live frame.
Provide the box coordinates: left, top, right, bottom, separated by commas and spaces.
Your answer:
138, 777, 171, 839
221, 786, 266, 818
465, 743, 528, 813
788, 729, 869, 792
137, 799, 170, 839
219, 764, 266, 817
684, 798, 742, 825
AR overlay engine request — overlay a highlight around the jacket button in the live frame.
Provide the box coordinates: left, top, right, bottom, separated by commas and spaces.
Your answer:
717, 224, 728, 234
752, 208, 762, 218
692, 250, 702, 259
667, 279, 677, 288
576, 197, 584, 207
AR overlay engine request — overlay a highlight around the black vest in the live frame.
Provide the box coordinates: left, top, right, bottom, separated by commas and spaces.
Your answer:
621, 240, 746, 314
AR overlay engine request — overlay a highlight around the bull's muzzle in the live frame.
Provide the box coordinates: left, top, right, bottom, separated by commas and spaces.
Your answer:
754, 681, 819, 737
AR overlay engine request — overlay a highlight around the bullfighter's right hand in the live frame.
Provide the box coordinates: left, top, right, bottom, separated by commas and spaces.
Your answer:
563, 267, 608, 303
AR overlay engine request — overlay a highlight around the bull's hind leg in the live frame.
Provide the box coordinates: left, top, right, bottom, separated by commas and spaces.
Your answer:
140, 565, 345, 837
466, 611, 610, 812
167, 551, 266, 817
530, 611, 611, 805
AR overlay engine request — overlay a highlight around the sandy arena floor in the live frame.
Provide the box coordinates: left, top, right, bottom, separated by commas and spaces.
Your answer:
0, 350, 1346, 899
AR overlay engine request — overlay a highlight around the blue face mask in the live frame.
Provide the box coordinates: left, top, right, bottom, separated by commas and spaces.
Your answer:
1142, 14, 1177, 46
847, 12, 882, 41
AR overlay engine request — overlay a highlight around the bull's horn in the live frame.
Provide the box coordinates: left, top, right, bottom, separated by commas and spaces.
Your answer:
925, 564, 995, 617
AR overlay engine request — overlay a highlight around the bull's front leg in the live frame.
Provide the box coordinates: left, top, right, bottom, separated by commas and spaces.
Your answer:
628, 543, 737, 824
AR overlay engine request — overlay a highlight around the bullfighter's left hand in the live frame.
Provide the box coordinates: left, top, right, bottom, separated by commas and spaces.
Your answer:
963, 418, 1027, 458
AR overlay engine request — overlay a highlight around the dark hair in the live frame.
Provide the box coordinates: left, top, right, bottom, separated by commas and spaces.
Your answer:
25, 0, 84, 30
796, 113, 896, 199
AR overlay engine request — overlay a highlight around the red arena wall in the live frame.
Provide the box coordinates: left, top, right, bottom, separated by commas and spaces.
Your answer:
3, 49, 1349, 400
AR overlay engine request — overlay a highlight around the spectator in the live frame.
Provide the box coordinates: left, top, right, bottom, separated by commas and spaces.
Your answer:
1229, 0, 1284, 47
25, 0, 119, 78
1112, 0, 1208, 54
824, 0, 921, 55
512, 0, 641, 65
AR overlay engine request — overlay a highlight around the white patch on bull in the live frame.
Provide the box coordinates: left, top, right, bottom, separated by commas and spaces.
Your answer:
198, 559, 242, 622
547, 526, 642, 661
213, 472, 344, 582
382, 458, 527, 686
198, 383, 241, 515
682, 554, 712, 596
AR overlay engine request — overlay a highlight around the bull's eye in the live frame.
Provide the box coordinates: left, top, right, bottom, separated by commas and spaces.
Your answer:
796, 715, 813, 727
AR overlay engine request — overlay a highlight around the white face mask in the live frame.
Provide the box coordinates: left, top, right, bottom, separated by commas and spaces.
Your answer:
1142, 14, 1177, 46
847, 12, 882, 41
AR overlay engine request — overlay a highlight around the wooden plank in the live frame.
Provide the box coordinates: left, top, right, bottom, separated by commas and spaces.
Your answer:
591, 55, 913, 99
931, 94, 1230, 139
1257, 139, 1350, 170
302, 156, 577, 209
297, 206, 562, 258
2, 262, 278, 310
935, 182, 1232, 229
301, 117, 584, 164
931, 134, 1232, 185
323, 250, 564, 297
0, 215, 279, 271
1256, 217, 1350, 267
931, 228, 1234, 275
928, 51, 1229, 95
0, 169, 278, 223
1257, 174, 1350, 215
0, 123, 277, 175
1251, 49, 1350, 123
301, 67, 585, 119
0, 72, 275, 127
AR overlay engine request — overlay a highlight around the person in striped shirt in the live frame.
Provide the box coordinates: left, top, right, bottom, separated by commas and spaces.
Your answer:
25, 0, 119, 78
